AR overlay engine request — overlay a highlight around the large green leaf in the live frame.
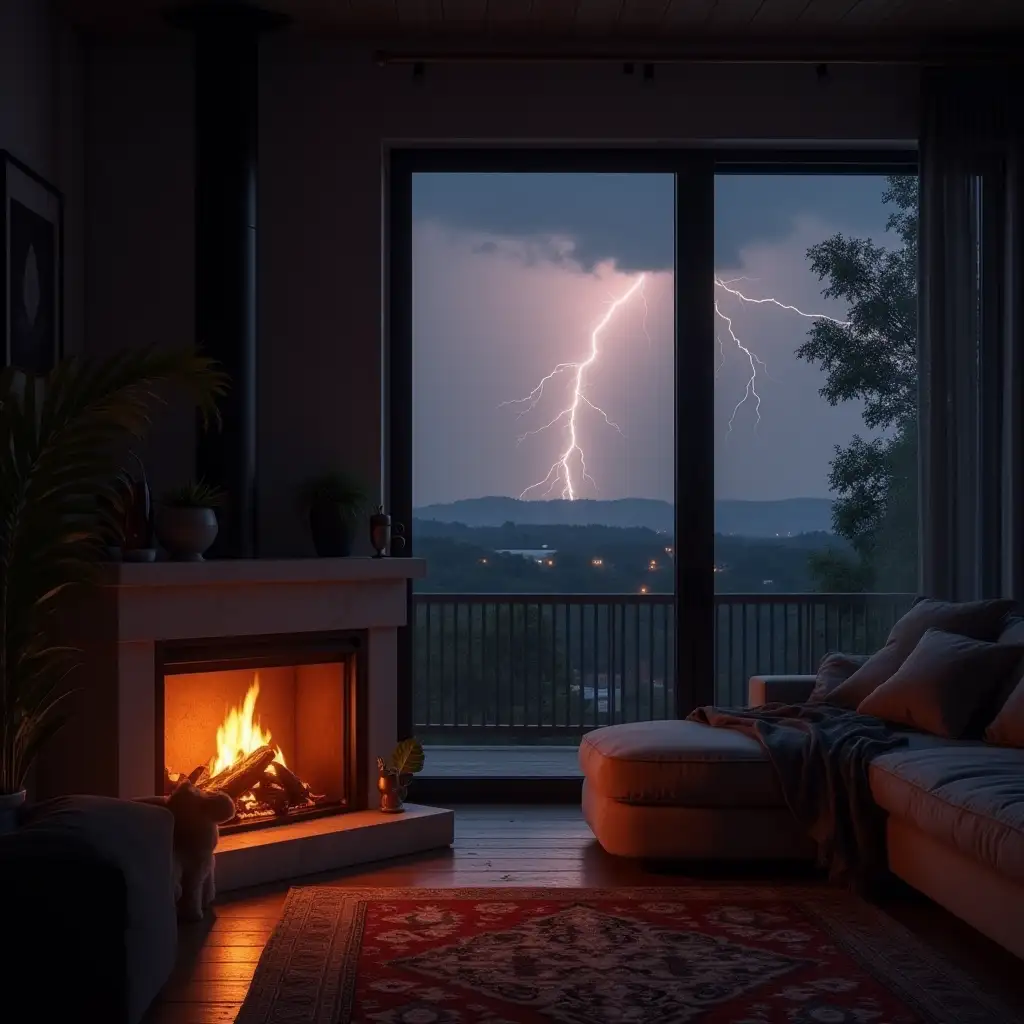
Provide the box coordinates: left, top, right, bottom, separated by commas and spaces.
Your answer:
389, 737, 425, 777
0, 348, 227, 793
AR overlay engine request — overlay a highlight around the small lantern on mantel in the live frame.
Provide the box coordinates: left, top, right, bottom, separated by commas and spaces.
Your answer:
370, 505, 406, 558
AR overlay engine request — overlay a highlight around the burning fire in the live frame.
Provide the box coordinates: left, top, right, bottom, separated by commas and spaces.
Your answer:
209, 674, 285, 777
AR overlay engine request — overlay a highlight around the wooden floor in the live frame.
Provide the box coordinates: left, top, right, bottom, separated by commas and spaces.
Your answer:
421, 744, 582, 777
146, 805, 1024, 1024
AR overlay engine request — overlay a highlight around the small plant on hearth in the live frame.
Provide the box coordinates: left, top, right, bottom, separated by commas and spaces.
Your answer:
376, 737, 425, 813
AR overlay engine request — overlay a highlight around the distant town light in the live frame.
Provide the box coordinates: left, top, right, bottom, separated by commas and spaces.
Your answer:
545, 558, 555, 567
664, 546, 673, 555
479, 557, 488, 565
639, 585, 649, 595
591, 558, 604, 567
648, 559, 658, 570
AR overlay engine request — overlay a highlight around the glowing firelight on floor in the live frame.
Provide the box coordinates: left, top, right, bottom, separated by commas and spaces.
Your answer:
209, 674, 286, 776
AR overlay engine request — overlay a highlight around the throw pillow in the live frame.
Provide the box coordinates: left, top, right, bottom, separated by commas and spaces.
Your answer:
857, 628, 1024, 739
824, 597, 1016, 710
808, 652, 871, 703
966, 616, 1024, 736
984, 674, 1024, 747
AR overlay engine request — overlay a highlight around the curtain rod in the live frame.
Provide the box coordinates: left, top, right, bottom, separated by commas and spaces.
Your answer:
371, 36, 1022, 67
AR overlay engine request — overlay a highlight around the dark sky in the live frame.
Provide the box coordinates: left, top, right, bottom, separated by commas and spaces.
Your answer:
412, 172, 895, 506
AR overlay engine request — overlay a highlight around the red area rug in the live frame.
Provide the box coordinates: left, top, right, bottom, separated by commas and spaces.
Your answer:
235, 886, 1015, 1024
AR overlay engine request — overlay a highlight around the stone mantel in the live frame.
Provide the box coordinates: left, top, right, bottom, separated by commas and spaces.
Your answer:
88, 557, 426, 644
102, 556, 426, 590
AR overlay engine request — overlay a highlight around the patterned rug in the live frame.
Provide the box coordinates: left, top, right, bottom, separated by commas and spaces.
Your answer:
235, 886, 1017, 1024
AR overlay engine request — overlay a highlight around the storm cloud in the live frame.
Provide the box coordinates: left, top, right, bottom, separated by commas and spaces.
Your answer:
412, 172, 892, 271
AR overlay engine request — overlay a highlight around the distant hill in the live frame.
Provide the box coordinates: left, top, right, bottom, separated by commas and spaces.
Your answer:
413, 497, 835, 537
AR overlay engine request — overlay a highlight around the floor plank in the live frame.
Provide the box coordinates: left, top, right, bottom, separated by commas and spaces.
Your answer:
145, 804, 1024, 1024
146, 1005, 241, 1024
421, 745, 582, 777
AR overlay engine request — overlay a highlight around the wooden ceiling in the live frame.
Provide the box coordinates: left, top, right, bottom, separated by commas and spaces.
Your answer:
59, 0, 1024, 55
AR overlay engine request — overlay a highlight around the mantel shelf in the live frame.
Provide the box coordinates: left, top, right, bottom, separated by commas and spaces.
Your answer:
99, 556, 427, 589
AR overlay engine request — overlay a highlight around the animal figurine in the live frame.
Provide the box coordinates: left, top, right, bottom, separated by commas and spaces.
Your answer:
140, 782, 236, 921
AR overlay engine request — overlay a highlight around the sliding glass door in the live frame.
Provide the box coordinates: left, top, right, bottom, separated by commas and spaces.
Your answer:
387, 150, 915, 793
389, 154, 710, 788
712, 165, 919, 706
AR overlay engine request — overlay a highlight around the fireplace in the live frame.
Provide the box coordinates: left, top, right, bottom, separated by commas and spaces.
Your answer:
157, 631, 366, 834
40, 558, 452, 890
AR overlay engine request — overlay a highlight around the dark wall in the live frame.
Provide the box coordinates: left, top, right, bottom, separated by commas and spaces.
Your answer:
0, 0, 84, 358
80, 35, 921, 555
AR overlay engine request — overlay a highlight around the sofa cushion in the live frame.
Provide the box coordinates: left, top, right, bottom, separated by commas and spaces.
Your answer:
985, 674, 1024, 748
869, 742, 1024, 883
748, 674, 816, 707
980, 617, 1024, 732
826, 598, 1016, 710
857, 628, 1024, 739
579, 720, 784, 808
809, 652, 871, 703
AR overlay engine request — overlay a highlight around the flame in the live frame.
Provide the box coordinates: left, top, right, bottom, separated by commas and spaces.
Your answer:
208, 674, 286, 777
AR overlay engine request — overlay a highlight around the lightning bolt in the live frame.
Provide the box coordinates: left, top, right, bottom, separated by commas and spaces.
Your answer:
713, 275, 850, 437
503, 274, 648, 500
505, 273, 850, 500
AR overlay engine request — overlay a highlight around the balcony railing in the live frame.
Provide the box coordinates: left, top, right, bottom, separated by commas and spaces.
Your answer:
412, 592, 915, 743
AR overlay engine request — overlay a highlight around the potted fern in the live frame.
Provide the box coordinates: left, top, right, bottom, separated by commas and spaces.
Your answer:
376, 737, 425, 813
0, 349, 227, 827
299, 471, 368, 557
155, 479, 225, 561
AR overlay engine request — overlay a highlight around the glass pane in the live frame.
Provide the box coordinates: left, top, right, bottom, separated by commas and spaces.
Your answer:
713, 173, 919, 706
411, 172, 675, 778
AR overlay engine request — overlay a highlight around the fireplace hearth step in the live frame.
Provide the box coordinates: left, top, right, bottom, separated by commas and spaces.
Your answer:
214, 803, 455, 891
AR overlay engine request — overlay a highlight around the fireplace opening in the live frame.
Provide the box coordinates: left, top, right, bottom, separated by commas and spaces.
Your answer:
157, 632, 366, 834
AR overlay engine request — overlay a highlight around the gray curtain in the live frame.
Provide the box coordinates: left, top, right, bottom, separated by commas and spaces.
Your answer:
918, 67, 1024, 600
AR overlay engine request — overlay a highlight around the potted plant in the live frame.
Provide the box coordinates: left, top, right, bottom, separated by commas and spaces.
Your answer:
376, 738, 425, 813
155, 480, 225, 561
0, 349, 226, 827
300, 471, 368, 557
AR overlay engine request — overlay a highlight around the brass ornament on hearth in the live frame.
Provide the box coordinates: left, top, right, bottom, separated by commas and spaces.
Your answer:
377, 757, 407, 813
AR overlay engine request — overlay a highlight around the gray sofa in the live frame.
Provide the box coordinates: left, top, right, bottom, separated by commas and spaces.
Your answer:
580, 674, 1024, 959
0, 795, 178, 1023
753, 674, 1024, 958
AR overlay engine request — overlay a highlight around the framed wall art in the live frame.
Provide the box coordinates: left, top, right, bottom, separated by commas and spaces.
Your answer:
1, 150, 63, 373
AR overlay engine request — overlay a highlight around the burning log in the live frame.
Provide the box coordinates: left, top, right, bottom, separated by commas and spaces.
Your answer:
266, 761, 311, 805
188, 764, 210, 787
251, 779, 290, 815
201, 745, 277, 799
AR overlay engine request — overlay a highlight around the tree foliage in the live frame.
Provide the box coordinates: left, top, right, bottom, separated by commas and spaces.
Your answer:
797, 176, 919, 592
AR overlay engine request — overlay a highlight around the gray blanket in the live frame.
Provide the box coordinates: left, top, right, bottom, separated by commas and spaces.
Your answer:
686, 702, 910, 888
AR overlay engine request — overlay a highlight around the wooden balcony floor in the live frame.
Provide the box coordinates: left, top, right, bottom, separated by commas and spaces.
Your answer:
146, 805, 1024, 1024
421, 744, 582, 777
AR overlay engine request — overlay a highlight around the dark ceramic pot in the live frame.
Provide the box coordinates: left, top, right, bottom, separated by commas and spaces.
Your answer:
309, 501, 354, 557
154, 506, 219, 561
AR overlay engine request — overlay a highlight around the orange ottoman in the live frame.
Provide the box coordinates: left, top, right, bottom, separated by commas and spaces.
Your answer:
579, 720, 814, 860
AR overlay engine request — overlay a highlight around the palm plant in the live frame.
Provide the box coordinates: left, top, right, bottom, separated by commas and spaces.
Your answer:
0, 348, 228, 796
161, 479, 226, 508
